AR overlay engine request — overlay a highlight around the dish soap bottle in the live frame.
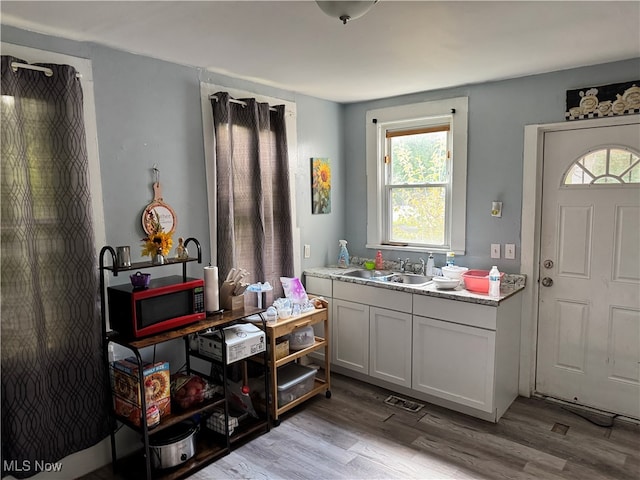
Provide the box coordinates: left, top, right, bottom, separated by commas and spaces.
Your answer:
426, 253, 435, 276
375, 250, 384, 270
488, 265, 501, 298
337, 240, 350, 268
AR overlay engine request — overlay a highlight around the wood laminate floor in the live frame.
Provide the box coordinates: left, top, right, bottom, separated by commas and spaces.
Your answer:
81, 373, 639, 480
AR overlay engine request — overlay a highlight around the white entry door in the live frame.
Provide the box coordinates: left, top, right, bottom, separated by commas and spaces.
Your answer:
536, 121, 640, 419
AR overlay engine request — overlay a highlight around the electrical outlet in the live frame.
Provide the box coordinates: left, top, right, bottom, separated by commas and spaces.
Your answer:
505, 244, 516, 259
304, 244, 311, 258
491, 244, 500, 259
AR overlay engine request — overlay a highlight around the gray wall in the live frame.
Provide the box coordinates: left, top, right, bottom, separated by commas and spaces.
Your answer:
1, 25, 344, 275
2, 24, 639, 276
343, 59, 640, 271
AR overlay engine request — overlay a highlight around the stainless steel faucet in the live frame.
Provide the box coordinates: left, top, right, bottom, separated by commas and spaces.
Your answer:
398, 257, 410, 272
419, 258, 426, 275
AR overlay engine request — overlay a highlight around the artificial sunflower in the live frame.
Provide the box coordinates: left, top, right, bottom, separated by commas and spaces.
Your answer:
141, 230, 173, 257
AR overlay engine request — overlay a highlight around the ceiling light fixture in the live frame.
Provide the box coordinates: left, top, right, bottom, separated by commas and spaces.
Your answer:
316, 1, 379, 25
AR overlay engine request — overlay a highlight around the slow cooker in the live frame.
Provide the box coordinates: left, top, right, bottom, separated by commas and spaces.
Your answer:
148, 420, 198, 469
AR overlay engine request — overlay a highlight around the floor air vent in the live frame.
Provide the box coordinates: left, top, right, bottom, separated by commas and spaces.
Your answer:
384, 395, 424, 413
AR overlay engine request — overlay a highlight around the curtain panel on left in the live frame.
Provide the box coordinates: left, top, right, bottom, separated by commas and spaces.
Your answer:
1, 56, 108, 479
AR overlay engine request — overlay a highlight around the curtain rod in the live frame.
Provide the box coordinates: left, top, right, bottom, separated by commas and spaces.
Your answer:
210, 94, 277, 112
10, 61, 82, 79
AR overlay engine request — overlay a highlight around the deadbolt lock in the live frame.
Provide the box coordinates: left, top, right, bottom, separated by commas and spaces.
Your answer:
543, 260, 554, 269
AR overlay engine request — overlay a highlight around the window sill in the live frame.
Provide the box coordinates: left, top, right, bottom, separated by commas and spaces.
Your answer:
366, 243, 465, 256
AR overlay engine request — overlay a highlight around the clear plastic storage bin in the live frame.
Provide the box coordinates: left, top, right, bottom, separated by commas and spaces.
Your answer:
277, 363, 316, 406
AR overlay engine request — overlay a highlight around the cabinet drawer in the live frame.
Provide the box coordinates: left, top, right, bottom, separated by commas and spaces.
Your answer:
304, 276, 332, 297
413, 295, 496, 330
334, 281, 412, 313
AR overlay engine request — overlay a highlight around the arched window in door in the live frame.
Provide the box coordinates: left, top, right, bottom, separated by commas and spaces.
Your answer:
564, 147, 640, 185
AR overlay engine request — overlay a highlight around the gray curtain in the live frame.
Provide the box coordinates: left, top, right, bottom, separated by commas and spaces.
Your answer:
1, 56, 108, 478
211, 92, 294, 302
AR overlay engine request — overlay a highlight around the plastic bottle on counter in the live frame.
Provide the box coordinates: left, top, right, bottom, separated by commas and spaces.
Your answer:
488, 265, 501, 298
446, 251, 455, 266
337, 239, 350, 268
375, 250, 384, 270
426, 253, 435, 276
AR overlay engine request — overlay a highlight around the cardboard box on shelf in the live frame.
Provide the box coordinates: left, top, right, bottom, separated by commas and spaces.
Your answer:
198, 323, 265, 364
112, 358, 171, 418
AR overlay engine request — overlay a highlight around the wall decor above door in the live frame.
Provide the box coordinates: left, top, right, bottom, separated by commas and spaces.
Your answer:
565, 80, 640, 121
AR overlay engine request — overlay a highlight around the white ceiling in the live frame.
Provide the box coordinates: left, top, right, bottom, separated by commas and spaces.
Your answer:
2, 1, 639, 103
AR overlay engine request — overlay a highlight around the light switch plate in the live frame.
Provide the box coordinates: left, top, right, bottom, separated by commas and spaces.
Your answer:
491, 244, 500, 259
505, 244, 516, 259
304, 244, 311, 258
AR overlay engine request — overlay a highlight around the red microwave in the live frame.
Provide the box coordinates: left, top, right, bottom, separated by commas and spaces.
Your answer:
108, 275, 205, 338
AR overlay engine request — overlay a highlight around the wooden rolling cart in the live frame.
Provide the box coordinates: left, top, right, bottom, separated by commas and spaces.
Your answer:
260, 306, 331, 424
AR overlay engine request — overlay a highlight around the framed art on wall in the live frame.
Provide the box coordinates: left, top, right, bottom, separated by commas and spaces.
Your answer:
311, 157, 331, 214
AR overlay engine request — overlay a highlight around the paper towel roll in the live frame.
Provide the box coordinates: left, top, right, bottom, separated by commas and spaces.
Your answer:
204, 266, 219, 313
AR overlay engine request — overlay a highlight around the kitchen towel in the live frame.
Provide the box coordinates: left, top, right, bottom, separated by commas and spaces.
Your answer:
204, 266, 219, 313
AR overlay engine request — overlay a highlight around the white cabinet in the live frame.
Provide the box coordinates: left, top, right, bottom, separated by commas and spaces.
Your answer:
412, 315, 495, 412
332, 299, 369, 373
412, 293, 522, 421
333, 300, 412, 387
305, 270, 523, 422
370, 307, 412, 388
332, 282, 413, 386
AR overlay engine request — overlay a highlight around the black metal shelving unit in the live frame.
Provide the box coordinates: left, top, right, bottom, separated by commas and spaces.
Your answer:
99, 238, 270, 480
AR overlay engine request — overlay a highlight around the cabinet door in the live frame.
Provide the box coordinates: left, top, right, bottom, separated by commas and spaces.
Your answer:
412, 316, 496, 413
370, 307, 412, 388
332, 299, 369, 374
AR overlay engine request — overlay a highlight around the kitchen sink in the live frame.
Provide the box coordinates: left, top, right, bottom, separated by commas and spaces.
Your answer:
342, 269, 393, 280
342, 269, 431, 286
384, 273, 433, 285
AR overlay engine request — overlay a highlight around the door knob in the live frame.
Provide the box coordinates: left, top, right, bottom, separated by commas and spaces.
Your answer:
541, 277, 553, 287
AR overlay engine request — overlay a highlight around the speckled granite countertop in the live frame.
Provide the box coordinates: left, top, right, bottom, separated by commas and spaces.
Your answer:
304, 266, 525, 306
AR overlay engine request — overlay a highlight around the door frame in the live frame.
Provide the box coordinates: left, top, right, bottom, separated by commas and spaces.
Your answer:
519, 114, 640, 397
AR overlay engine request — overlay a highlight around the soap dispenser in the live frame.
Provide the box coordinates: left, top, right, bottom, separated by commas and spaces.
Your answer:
337, 240, 350, 268
426, 253, 435, 276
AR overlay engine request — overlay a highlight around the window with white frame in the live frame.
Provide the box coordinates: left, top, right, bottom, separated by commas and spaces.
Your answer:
366, 97, 468, 254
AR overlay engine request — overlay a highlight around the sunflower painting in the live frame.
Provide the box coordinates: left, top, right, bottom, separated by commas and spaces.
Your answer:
311, 158, 331, 214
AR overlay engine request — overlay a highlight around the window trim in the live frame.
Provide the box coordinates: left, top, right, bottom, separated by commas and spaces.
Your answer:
366, 97, 468, 254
